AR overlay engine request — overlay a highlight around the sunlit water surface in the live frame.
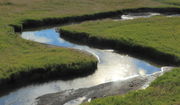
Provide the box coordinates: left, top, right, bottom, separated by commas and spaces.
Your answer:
2, 12, 177, 105
0, 28, 160, 105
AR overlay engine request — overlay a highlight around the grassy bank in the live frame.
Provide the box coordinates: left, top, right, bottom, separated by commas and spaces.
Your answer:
0, 0, 179, 104
82, 68, 180, 105
60, 12, 180, 105
0, 0, 176, 84
0, 0, 180, 94
0, 0, 168, 27
61, 16, 180, 65
0, 37, 98, 81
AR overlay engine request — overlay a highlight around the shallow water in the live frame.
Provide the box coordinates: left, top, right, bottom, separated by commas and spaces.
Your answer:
0, 28, 160, 105
1, 12, 178, 105
114, 12, 180, 20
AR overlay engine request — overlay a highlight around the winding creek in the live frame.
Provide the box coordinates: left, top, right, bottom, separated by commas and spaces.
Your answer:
0, 12, 179, 105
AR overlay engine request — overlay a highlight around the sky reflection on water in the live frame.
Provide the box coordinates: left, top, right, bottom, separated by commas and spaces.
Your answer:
1, 12, 179, 105
0, 26, 160, 105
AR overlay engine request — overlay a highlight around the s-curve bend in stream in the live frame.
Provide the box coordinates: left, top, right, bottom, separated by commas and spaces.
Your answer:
1, 12, 179, 105
0, 28, 160, 105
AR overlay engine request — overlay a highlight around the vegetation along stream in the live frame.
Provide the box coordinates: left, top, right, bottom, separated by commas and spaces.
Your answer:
0, 12, 179, 105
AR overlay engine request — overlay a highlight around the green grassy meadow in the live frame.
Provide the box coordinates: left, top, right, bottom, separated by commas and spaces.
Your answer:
61, 16, 180, 63
0, 0, 167, 26
0, 0, 176, 81
0, 0, 180, 104
61, 15, 180, 104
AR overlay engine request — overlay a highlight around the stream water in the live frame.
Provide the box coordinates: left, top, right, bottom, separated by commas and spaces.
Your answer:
0, 12, 179, 105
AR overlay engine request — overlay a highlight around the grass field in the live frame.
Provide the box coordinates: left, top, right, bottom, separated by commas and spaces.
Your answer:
61, 16, 180, 63
61, 16, 180, 104
82, 67, 180, 105
0, 0, 176, 82
0, 0, 179, 104
154, 0, 180, 6
0, 0, 166, 26
0, 0, 180, 96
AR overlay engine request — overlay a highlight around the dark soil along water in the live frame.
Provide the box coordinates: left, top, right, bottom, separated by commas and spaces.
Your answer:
37, 66, 173, 105
0, 29, 160, 105
0, 13, 178, 105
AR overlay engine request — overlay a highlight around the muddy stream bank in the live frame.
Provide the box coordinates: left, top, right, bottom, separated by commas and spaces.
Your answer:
0, 11, 179, 105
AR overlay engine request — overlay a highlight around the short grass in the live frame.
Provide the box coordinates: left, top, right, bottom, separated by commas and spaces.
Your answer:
154, 0, 180, 6
0, 27, 97, 79
82, 68, 180, 105
0, 0, 175, 26
61, 16, 180, 60
0, 0, 179, 104
61, 14, 180, 105
0, 0, 175, 81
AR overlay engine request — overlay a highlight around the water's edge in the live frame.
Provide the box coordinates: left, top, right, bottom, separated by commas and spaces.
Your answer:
0, 50, 98, 92
60, 29, 180, 66
0, 7, 179, 105
15, 27, 163, 105
11, 7, 180, 32
37, 67, 173, 105
2, 7, 179, 88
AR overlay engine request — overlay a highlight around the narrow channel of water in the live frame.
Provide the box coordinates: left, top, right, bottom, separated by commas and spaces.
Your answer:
0, 13, 179, 105
0, 28, 160, 105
